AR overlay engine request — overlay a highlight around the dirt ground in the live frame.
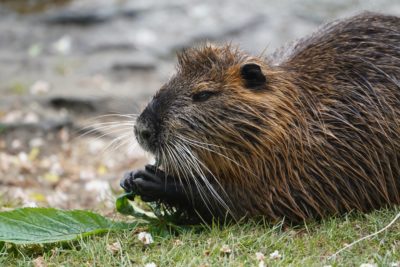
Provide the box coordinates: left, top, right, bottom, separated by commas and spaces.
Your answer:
1, 0, 399, 215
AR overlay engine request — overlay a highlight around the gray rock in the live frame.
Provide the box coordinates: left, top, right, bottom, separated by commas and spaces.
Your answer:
43, 8, 116, 25
47, 96, 105, 113
111, 54, 157, 72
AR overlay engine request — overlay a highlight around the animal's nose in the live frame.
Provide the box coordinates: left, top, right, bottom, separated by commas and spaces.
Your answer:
134, 122, 154, 147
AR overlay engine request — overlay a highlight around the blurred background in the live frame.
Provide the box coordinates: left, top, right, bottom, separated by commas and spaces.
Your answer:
0, 0, 399, 215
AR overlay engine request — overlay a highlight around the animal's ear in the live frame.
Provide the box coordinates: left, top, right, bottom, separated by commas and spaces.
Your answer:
240, 63, 267, 89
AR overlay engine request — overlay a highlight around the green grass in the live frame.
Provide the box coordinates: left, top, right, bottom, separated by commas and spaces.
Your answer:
1, 208, 399, 267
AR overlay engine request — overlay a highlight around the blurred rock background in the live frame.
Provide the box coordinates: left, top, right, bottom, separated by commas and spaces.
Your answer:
0, 0, 399, 214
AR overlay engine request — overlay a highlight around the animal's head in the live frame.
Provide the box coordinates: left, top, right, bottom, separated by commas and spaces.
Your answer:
134, 44, 296, 196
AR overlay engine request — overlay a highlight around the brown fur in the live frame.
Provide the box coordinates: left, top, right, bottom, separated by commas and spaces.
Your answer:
145, 13, 400, 223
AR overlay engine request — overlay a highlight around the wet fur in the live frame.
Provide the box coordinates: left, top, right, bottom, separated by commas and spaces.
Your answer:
124, 13, 400, 223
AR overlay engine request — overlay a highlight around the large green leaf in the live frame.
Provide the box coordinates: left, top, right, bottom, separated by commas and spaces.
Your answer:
0, 208, 136, 244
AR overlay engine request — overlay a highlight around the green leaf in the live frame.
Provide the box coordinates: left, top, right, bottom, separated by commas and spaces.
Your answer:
116, 193, 157, 222
115, 193, 136, 215
0, 208, 137, 244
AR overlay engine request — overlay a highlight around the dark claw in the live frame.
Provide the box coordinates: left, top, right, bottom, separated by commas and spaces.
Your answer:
120, 171, 136, 192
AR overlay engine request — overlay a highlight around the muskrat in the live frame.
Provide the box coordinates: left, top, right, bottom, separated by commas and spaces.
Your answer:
121, 13, 400, 224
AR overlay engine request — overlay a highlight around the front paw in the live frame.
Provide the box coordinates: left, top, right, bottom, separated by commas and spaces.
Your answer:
120, 165, 166, 202
120, 171, 137, 193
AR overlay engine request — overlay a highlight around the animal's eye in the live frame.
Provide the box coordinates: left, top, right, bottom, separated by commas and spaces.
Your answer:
192, 90, 215, 102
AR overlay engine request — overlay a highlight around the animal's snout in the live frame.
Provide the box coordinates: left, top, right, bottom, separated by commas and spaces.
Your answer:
134, 97, 165, 153
134, 121, 156, 149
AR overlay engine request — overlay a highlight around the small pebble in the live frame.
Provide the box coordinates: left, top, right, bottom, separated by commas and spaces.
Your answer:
138, 232, 153, 245
220, 244, 232, 254
269, 250, 282, 260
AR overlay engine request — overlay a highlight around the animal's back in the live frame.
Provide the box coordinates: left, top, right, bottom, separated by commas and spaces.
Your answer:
271, 13, 400, 220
